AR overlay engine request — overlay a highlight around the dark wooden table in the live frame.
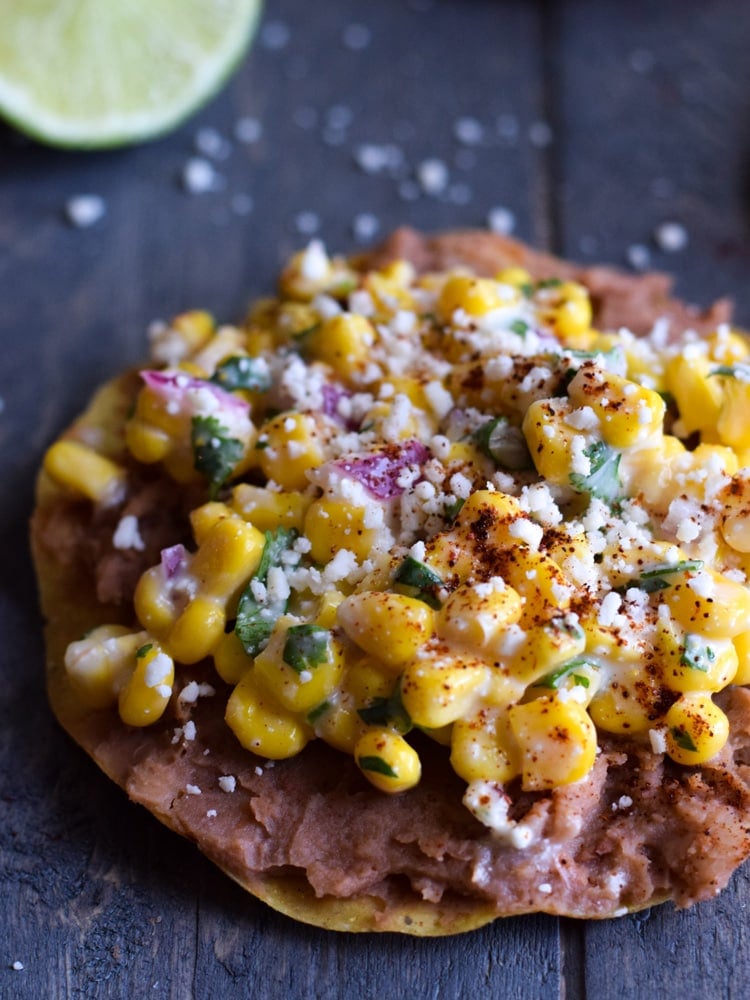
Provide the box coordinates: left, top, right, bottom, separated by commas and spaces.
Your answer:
3, 1, 750, 996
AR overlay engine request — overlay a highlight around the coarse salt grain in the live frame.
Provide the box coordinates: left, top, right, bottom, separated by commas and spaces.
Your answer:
181, 157, 222, 194
654, 221, 688, 253
487, 206, 516, 235
234, 117, 263, 144
416, 158, 449, 195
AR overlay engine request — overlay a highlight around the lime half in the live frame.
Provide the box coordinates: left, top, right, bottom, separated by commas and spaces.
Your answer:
0, 0, 263, 149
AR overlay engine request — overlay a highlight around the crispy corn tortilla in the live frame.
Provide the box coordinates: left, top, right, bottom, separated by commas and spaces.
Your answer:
32, 230, 750, 933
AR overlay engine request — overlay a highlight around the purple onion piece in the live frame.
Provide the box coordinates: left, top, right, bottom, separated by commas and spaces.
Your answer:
140, 369, 250, 414
335, 439, 430, 499
160, 543, 189, 579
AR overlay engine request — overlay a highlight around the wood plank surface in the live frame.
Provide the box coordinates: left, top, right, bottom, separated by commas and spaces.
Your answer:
2, 1, 750, 997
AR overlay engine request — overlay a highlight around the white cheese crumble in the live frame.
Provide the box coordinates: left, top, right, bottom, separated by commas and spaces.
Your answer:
185, 784, 202, 796
218, 775, 237, 793
112, 514, 145, 552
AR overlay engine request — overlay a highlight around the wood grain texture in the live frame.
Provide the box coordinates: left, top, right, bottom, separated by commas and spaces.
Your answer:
2, 0, 750, 997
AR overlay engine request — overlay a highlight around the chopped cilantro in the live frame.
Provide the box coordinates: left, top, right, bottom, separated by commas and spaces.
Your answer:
680, 634, 716, 672
191, 415, 244, 499
234, 527, 297, 656
444, 497, 465, 523
519, 282, 534, 298
536, 657, 597, 690
670, 727, 698, 753
358, 755, 397, 778
473, 416, 532, 470
709, 363, 750, 379
393, 556, 443, 609
135, 643, 153, 659
536, 278, 563, 290
357, 689, 412, 734
510, 319, 529, 337
283, 624, 331, 674
569, 440, 622, 502
637, 559, 704, 593
292, 322, 322, 345
306, 700, 332, 725
210, 356, 271, 393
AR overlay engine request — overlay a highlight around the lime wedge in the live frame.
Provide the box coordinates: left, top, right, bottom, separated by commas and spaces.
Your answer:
0, 0, 263, 149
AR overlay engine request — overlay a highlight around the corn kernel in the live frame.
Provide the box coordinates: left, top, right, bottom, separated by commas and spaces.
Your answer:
253, 618, 345, 714
438, 274, 506, 320
64, 625, 144, 708
454, 489, 524, 547
190, 502, 234, 545
213, 630, 253, 685
567, 368, 665, 449
312, 693, 365, 753
191, 517, 265, 602
43, 440, 126, 505
662, 568, 750, 638
304, 313, 374, 377
225, 670, 311, 759
355, 728, 421, 793
401, 651, 488, 728
509, 695, 597, 791
495, 266, 532, 289
733, 631, 750, 686
258, 412, 325, 490
522, 398, 584, 486
664, 693, 729, 765
118, 644, 174, 728
167, 595, 226, 664
231, 483, 310, 532
337, 592, 435, 671
655, 619, 737, 694
304, 499, 378, 564
537, 281, 592, 341
437, 579, 523, 650
450, 706, 518, 784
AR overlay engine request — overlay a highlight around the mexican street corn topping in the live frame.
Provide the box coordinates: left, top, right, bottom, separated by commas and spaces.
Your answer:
49, 241, 750, 838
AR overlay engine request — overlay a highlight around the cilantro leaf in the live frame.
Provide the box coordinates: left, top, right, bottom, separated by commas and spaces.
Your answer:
135, 643, 153, 659
191, 415, 244, 499
393, 556, 443, 609
357, 689, 412, 734
636, 559, 704, 594
306, 700, 332, 725
709, 363, 750, 379
670, 727, 698, 753
234, 527, 298, 656
283, 624, 331, 674
536, 657, 597, 690
473, 416, 532, 470
510, 319, 529, 337
357, 755, 397, 778
569, 440, 622, 502
210, 356, 271, 393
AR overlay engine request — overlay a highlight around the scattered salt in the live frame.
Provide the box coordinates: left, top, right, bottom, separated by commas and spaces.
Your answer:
65, 195, 106, 228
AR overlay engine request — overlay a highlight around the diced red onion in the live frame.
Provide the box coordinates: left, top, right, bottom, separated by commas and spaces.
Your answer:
335, 439, 430, 499
161, 543, 189, 579
140, 370, 249, 414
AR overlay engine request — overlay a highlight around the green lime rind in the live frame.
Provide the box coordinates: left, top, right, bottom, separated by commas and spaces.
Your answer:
0, 0, 263, 149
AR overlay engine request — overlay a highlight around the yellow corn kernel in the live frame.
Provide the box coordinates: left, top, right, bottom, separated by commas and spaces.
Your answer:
422, 530, 475, 586
125, 419, 172, 465
665, 354, 722, 436
43, 440, 126, 505
118, 643, 174, 728
305, 313, 374, 377
717, 376, 750, 449
509, 695, 597, 791
619, 435, 686, 506
342, 657, 395, 705
167, 595, 226, 664
230, 483, 310, 532
189, 325, 246, 377
213, 630, 253, 685
662, 568, 750, 638
258, 412, 325, 490
400, 651, 488, 728
313, 591, 345, 629
664, 693, 729, 765
280, 244, 355, 301
437, 578, 523, 650
495, 266, 532, 289
454, 489, 524, 546
588, 670, 660, 735
507, 550, 574, 618
190, 502, 234, 544
567, 368, 665, 449
507, 616, 587, 685
438, 274, 507, 320
133, 564, 178, 638
355, 728, 421, 793
655, 619, 737, 694
253, 619, 345, 714
720, 473, 750, 553
450, 705, 517, 784
64, 625, 145, 708
191, 516, 265, 603
706, 327, 749, 364
363, 394, 429, 440
538, 281, 592, 341
380, 376, 429, 409
304, 499, 378, 564
225, 670, 311, 758
733, 631, 750, 686
363, 262, 417, 312
337, 592, 435, 671
521, 398, 584, 486
312, 693, 365, 753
